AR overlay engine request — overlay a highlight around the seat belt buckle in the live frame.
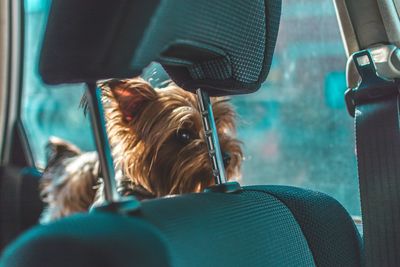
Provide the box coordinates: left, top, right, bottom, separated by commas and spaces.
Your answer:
345, 47, 400, 117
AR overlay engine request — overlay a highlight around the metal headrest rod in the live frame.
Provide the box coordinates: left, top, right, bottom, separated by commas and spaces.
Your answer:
196, 89, 227, 184
196, 88, 241, 193
85, 83, 140, 213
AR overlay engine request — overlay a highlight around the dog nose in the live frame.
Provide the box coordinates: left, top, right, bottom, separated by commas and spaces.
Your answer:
222, 151, 231, 168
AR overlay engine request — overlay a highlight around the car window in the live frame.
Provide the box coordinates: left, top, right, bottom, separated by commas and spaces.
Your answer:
231, 0, 360, 216
22, 0, 94, 167
22, 0, 360, 216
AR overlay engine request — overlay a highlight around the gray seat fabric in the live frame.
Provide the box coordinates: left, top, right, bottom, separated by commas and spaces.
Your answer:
0, 186, 362, 267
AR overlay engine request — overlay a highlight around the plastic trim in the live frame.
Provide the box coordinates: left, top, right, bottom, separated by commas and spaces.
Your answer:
333, 0, 360, 57
1, 0, 24, 166
378, 0, 400, 47
0, 0, 10, 165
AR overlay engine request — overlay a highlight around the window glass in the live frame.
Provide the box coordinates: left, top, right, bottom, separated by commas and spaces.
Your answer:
22, 0, 94, 167
232, 0, 360, 216
22, 0, 360, 216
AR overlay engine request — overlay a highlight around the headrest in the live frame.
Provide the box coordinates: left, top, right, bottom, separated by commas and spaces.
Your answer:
39, 0, 282, 96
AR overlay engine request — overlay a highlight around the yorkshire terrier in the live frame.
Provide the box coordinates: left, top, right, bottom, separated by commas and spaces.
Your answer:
40, 77, 243, 223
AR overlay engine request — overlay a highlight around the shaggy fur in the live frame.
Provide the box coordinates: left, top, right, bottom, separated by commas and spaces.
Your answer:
40, 77, 243, 223
40, 138, 99, 223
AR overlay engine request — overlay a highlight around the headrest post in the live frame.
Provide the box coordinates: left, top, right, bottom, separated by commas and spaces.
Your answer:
85, 83, 119, 203
86, 83, 141, 214
196, 88, 227, 185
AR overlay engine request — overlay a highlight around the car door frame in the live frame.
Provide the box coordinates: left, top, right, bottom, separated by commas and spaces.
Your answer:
0, 0, 33, 168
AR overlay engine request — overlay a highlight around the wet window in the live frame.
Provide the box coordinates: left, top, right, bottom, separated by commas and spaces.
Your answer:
232, 0, 360, 216
22, 0, 94, 167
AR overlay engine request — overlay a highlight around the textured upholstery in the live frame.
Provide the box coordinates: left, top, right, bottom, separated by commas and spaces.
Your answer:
134, 0, 282, 95
0, 213, 170, 267
39, 0, 281, 96
138, 189, 315, 266
0, 186, 362, 266
247, 186, 364, 266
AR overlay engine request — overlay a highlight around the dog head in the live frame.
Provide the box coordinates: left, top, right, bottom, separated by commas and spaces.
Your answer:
101, 78, 243, 197
40, 137, 99, 223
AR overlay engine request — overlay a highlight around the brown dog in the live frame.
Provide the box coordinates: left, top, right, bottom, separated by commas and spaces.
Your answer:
40, 78, 243, 223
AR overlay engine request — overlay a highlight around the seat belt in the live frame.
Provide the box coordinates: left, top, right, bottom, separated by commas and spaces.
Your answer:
345, 47, 400, 266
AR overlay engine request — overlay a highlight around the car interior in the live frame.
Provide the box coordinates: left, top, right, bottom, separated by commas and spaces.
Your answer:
0, 0, 400, 266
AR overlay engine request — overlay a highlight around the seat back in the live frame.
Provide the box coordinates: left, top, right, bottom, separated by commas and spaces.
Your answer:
0, 186, 362, 266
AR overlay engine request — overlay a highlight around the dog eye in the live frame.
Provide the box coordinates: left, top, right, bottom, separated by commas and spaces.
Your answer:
176, 129, 193, 144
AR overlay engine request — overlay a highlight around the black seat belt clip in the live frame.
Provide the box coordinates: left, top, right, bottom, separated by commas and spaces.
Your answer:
345, 50, 399, 117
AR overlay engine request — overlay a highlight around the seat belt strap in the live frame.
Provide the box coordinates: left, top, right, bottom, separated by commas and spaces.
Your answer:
346, 49, 400, 266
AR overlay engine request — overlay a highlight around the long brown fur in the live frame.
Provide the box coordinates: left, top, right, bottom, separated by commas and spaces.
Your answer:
40, 77, 242, 222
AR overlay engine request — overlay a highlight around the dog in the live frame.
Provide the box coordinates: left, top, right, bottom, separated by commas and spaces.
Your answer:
40, 77, 243, 223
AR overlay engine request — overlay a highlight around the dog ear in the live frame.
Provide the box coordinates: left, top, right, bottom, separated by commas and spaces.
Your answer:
105, 78, 158, 122
46, 137, 81, 167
